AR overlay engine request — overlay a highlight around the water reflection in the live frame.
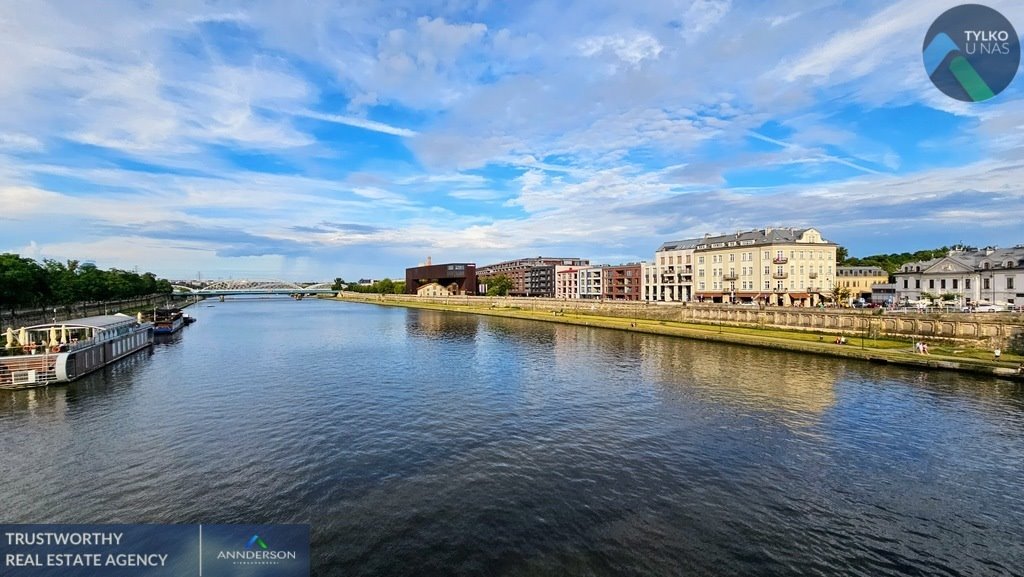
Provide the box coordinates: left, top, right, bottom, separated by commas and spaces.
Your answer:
638, 337, 839, 424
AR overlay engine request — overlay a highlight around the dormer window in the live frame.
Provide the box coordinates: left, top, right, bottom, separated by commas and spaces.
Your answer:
983, 262, 990, 269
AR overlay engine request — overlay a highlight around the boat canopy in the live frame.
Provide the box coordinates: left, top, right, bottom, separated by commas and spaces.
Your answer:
25, 314, 137, 332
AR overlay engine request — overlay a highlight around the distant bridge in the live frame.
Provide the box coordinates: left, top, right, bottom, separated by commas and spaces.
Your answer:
172, 280, 337, 296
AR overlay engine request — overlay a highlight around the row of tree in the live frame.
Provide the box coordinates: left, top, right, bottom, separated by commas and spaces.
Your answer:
333, 277, 407, 294
0, 254, 174, 312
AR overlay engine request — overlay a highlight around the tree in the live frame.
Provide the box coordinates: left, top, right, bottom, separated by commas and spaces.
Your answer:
836, 245, 849, 264
828, 282, 852, 306
0, 253, 50, 311
919, 291, 938, 305
484, 274, 513, 296
331, 277, 346, 291
376, 278, 395, 294
392, 281, 406, 294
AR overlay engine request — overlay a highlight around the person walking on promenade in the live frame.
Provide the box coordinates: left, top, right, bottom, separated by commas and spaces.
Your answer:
994, 347, 1001, 361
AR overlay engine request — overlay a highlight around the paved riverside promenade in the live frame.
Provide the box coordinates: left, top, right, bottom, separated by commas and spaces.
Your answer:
333, 292, 1024, 381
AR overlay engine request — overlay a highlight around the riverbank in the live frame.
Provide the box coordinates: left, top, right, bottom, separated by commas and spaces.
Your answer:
332, 294, 1024, 381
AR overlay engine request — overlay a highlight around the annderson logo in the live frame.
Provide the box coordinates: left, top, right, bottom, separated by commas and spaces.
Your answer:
923, 4, 1020, 101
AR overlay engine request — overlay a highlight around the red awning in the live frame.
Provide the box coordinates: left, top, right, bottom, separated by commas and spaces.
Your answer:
694, 292, 720, 298
788, 292, 811, 299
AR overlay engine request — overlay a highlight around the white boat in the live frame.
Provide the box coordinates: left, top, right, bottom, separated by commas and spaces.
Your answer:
0, 314, 153, 389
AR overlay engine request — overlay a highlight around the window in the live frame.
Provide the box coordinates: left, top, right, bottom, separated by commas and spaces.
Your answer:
698, 256, 705, 264
1009, 277, 1016, 290
903, 279, 908, 289
729, 254, 735, 262
915, 280, 921, 289
940, 279, 946, 289
929, 279, 934, 289
983, 278, 990, 290
952, 279, 958, 289
965, 279, 971, 289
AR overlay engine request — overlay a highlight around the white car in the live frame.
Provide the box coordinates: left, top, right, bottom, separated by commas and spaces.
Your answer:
973, 304, 1005, 313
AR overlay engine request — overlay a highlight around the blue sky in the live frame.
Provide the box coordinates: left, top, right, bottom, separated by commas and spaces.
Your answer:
1, 0, 1023, 281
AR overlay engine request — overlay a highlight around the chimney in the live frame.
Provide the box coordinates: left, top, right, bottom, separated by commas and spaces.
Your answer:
426, 256, 432, 266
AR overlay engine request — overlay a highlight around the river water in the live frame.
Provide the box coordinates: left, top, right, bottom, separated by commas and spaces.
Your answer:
1, 298, 1022, 576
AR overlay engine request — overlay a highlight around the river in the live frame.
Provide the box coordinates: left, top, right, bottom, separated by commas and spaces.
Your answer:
1, 297, 1022, 576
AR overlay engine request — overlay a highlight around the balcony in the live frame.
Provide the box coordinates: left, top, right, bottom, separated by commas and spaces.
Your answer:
722, 273, 738, 281
773, 256, 789, 264
772, 272, 789, 279
808, 272, 818, 279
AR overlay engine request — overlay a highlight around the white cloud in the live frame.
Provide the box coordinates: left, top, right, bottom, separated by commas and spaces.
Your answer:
577, 32, 663, 67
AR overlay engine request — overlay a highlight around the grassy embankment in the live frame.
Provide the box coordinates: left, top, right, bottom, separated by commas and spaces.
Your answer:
333, 294, 1023, 380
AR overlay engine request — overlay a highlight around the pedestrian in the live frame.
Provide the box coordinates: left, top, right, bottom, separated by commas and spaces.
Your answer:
922, 343, 929, 355
994, 347, 1001, 361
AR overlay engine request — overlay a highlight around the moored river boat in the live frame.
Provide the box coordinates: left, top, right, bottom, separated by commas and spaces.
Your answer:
0, 314, 153, 389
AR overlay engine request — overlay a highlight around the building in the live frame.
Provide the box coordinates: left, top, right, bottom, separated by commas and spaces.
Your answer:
416, 282, 456, 297
405, 262, 476, 295
894, 246, 1024, 307
691, 227, 837, 306
644, 238, 700, 302
577, 266, 603, 299
601, 263, 643, 300
478, 257, 589, 296
555, 265, 585, 299
837, 266, 890, 304
524, 266, 556, 297
871, 283, 897, 306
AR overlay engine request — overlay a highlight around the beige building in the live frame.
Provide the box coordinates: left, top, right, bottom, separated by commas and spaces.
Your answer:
836, 266, 889, 303
416, 282, 456, 297
691, 227, 837, 306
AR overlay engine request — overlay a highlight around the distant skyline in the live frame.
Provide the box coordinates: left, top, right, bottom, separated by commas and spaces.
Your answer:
2, 0, 1023, 281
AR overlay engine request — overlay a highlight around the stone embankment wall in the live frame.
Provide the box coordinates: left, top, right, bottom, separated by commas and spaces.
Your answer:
1, 294, 194, 330
341, 292, 1024, 351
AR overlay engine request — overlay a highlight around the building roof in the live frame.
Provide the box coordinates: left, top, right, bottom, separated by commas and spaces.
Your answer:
26, 314, 137, 331
657, 238, 702, 252
898, 247, 1024, 273
693, 227, 834, 249
837, 266, 888, 275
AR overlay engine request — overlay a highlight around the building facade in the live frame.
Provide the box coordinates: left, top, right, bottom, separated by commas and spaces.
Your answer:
577, 266, 603, 299
416, 282, 455, 297
478, 257, 590, 296
554, 265, 585, 299
524, 266, 556, 297
691, 227, 837, 306
643, 239, 699, 302
601, 263, 643, 300
405, 263, 477, 295
894, 246, 1024, 307
836, 266, 890, 303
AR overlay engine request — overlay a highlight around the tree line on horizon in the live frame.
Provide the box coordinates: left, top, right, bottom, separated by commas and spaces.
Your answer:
838, 246, 959, 278
0, 253, 174, 312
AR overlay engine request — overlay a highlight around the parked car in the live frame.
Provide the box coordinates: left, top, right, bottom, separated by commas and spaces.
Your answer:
973, 304, 1006, 313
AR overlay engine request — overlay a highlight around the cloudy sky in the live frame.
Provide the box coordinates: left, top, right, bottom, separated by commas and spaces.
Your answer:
2, 0, 1023, 281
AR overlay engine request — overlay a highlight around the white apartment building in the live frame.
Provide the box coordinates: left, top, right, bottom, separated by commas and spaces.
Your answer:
577, 266, 604, 299
643, 238, 700, 302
